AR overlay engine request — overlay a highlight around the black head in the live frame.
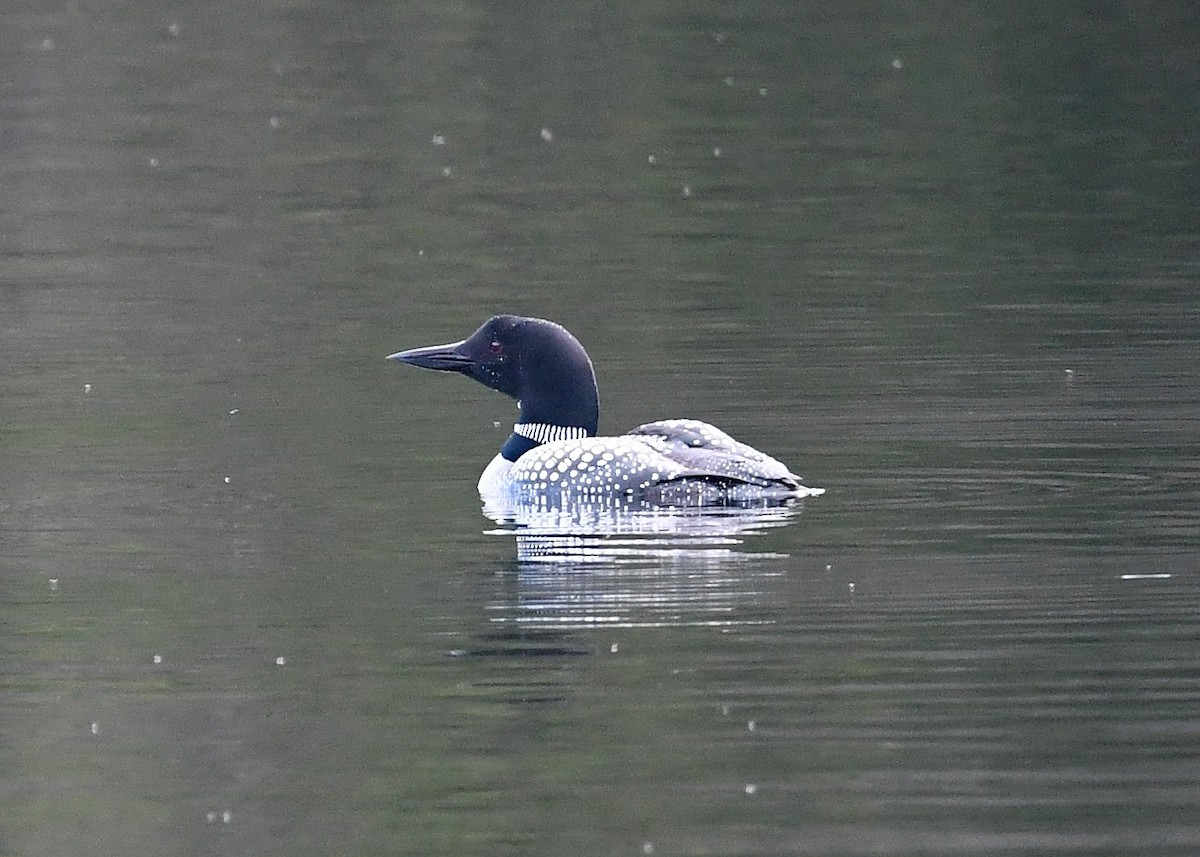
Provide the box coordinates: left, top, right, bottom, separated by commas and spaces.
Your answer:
387, 315, 600, 434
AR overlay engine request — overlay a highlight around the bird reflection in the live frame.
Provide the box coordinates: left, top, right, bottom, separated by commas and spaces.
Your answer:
481, 496, 812, 630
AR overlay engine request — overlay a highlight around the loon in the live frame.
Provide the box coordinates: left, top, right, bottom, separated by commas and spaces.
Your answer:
387, 315, 824, 507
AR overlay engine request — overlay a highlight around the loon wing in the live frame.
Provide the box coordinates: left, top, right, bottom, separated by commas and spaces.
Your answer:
623, 419, 803, 489
502, 436, 692, 496
492, 420, 818, 507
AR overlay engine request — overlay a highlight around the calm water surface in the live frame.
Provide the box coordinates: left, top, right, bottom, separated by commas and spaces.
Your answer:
3, 1, 1199, 855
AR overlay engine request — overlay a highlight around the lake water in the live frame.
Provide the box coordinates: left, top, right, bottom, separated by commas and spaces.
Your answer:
3, 1, 1199, 855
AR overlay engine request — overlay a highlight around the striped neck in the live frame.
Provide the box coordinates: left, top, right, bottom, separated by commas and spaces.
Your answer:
514, 422, 590, 444
500, 422, 590, 463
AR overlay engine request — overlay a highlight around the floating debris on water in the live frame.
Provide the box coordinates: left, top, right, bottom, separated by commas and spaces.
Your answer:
84, 383, 92, 393
712, 146, 722, 157
892, 58, 904, 69
1120, 573, 1172, 580
269, 115, 280, 128
153, 654, 163, 664
540, 127, 554, 143
681, 185, 692, 198
90, 722, 99, 735
610, 642, 619, 653
49, 578, 59, 591
167, 22, 181, 37
275, 656, 287, 666
431, 134, 446, 146
744, 783, 758, 795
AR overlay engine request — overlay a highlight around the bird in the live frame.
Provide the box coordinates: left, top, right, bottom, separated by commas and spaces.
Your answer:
387, 315, 823, 508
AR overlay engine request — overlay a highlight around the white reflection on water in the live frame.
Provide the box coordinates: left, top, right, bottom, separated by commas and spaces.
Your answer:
481, 498, 815, 629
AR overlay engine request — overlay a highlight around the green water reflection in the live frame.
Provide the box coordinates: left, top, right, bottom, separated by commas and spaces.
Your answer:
3, 0, 1199, 855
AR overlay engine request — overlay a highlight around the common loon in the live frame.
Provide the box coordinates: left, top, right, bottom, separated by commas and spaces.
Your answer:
387, 315, 824, 507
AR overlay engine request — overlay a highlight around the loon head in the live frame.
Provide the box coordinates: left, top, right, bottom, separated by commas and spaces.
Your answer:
387, 315, 600, 436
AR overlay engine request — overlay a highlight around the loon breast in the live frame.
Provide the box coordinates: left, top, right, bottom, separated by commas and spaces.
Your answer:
480, 418, 823, 507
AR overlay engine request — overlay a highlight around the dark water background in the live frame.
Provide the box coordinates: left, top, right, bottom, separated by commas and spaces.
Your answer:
3, 1, 1199, 854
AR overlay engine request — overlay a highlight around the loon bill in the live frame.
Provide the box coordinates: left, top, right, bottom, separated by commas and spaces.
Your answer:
387, 315, 824, 506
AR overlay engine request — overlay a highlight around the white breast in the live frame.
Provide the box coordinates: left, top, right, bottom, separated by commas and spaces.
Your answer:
478, 453, 514, 495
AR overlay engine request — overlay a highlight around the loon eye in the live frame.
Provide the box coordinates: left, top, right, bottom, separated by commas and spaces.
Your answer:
489, 340, 503, 355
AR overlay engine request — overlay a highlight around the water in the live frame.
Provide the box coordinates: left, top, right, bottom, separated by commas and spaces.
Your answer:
3, 1, 1200, 854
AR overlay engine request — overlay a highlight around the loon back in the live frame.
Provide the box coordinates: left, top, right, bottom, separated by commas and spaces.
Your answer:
627, 419, 800, 486
387, 315, 823, 506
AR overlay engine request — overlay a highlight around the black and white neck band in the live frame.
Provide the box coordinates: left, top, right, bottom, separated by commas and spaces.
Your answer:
513, 423, 589, 444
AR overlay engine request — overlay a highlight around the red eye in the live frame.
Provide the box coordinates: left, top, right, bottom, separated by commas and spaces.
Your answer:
489, 340, 503, 354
